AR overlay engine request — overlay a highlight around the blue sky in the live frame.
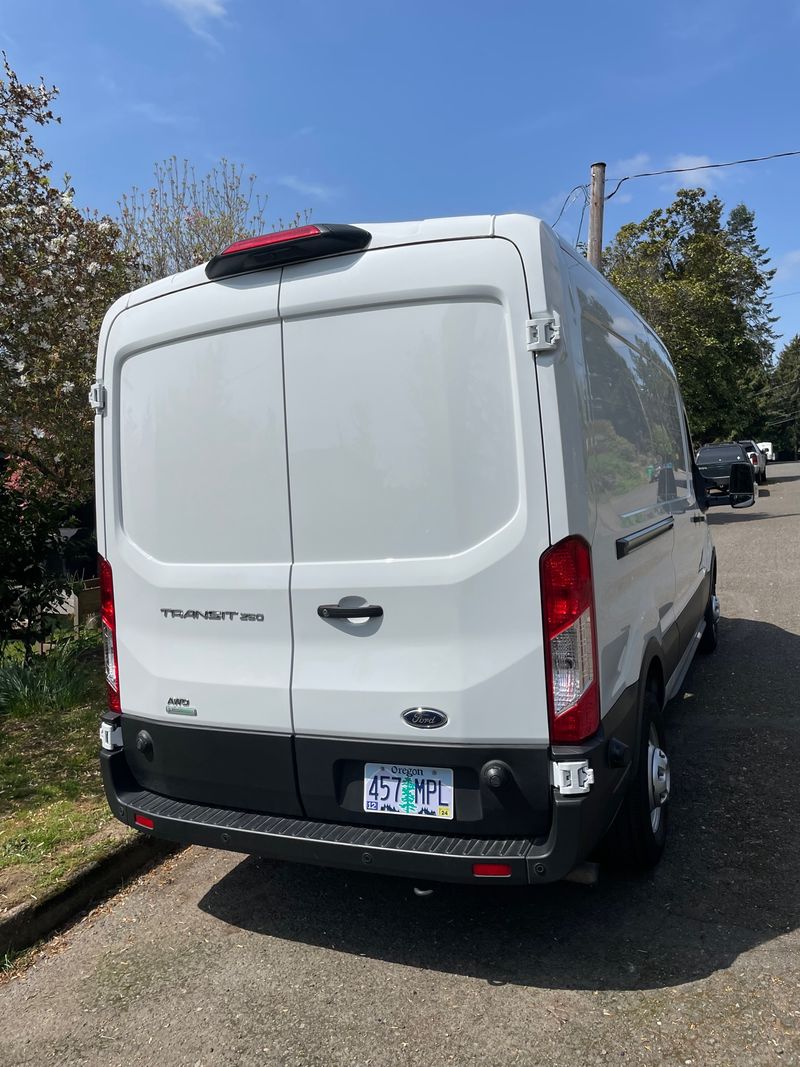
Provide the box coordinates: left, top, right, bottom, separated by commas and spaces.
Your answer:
3, 0, 800, 353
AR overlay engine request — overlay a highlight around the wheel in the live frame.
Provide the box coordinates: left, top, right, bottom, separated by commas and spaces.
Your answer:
603, 686, 669, 871
761, 469, 767, 484
698, 583, 719, 654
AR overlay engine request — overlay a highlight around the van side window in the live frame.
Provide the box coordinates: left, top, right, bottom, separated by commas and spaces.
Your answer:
578, 295, 687, 528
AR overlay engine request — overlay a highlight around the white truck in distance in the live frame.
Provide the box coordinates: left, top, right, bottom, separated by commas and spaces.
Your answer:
93, 216, 755, 886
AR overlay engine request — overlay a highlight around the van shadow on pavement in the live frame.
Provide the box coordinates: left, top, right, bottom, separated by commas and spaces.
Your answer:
199, 617, 799, 993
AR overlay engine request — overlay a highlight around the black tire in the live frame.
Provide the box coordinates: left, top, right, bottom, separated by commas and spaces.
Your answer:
698, 579, 718, 654
603, 686, 669, 871
762, 469, 767, 484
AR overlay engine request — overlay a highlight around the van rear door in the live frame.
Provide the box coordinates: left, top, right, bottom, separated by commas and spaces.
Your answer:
280, 237, 550, 753
100, 273, 295, 736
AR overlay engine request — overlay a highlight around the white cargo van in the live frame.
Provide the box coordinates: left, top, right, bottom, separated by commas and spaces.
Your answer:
94, 217, 754, 885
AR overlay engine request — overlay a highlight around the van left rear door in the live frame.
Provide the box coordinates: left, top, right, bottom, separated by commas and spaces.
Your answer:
100, 273, 295, 743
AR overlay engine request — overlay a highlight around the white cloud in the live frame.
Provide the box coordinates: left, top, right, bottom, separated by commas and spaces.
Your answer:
159, 0, 227, 42
774, 249, 800, 282
277, 175, 339, 201
608, 152, 651, 178
660, 153, 718, 191
130, 100, 192, 126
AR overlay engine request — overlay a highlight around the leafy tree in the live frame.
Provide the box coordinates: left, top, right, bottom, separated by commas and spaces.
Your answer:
605, 189, 775, 442
118, 156, 307, 284
767, 335, 800, 456
0, 55, 135, 502
0, 478, 79, 659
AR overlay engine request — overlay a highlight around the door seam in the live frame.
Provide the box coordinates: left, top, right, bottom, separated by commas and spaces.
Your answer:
278, 269, 306, 815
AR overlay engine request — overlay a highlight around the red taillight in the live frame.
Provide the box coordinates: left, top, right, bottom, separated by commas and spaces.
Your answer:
472, 863, 513, 878
750, 455, 758, 466
99, 555, 121, 714
134, 814, 154, 830
540, 536, 600, 744
220, 225, 322, 256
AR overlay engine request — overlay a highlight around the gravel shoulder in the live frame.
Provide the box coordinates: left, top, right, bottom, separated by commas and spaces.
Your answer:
1, 465, 798, 1067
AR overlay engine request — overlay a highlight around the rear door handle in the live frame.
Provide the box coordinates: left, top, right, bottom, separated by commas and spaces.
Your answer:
317, 604, 384, 620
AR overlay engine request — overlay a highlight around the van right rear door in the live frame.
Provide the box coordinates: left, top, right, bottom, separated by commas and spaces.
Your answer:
280, 237, 551, 754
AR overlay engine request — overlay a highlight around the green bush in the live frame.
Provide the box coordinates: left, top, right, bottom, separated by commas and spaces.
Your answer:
0, 633, 101, 717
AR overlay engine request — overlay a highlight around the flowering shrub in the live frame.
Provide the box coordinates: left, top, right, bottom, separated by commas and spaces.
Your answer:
0, 56, 136, 502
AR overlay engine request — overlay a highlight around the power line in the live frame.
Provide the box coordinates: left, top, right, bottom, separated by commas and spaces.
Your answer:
551, 185, 588, 228
773, 289, 800, 300
751, 375, 800, 398
575, 187, 589, 246
604, 149, 800, 201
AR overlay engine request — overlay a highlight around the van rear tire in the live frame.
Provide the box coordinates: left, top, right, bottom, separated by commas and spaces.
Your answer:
603, 688, 668, 872
698, 584, 719, 655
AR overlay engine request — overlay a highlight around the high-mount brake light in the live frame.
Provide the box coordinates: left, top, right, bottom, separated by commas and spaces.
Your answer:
540, 536, 600, 744
220, 225, 322, 255
205, 223, 371, 280
99, 555, 121, 714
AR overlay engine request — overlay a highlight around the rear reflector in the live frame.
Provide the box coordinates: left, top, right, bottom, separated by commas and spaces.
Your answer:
540, 536, 600, 744
205, 223, 371, 280
99, 555, 121, 714
134, 814, 154, 830
472, 863, 513, 878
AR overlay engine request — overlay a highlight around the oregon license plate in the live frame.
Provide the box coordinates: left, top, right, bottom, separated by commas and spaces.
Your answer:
363, 763, 454, 819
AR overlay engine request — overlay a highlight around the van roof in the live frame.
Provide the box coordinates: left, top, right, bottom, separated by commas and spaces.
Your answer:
121, 214, 522, 309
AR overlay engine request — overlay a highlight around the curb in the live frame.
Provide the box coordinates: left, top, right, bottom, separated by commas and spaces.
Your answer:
0, 835, 180, 958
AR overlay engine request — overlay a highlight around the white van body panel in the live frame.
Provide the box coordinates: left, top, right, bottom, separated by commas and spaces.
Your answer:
99, 272, 295, 732
280, 237, 551, 744
96, 211, 710, 743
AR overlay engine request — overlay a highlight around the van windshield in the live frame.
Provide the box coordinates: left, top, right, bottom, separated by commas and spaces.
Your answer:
697, 445, 746, 463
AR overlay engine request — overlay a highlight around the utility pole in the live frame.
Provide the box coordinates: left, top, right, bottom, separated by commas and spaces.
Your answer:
587, 161, 606, 271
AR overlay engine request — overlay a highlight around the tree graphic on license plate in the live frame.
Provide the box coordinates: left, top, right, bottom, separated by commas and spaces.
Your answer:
399, 776, 417, 814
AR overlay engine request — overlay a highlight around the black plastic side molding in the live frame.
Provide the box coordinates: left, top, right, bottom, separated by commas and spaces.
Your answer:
616, 516, 674, 559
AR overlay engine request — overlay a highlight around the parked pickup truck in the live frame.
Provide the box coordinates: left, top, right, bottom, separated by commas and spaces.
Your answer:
696, 443, 754, 491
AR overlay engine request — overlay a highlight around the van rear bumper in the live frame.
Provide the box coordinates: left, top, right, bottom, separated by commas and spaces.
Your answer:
100, 719, 635, 887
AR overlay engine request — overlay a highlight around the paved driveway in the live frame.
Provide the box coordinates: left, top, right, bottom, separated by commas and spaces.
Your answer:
2, 465, 799, 1067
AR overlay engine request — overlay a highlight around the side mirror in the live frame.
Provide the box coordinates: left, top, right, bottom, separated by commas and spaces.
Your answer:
729, 462, 755, 508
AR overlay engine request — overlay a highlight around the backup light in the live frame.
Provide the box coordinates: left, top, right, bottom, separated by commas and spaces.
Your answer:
540, 536, 600, 744
205, 223, 371, 280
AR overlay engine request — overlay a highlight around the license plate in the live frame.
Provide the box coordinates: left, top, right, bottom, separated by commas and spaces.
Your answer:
363, 763, 454, 819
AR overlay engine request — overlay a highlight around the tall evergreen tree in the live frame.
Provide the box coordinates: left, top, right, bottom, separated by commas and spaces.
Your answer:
605, 189, 775, 442
768, 335, 800, 456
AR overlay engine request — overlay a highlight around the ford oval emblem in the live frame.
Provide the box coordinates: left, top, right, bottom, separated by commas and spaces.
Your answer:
402, 707, 448, 729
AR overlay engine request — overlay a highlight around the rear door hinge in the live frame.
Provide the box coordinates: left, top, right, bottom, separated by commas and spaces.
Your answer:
551, 759, 594, 795
529, 311, 558, 354
89, 381, 106, 413
527, 311, 561, 353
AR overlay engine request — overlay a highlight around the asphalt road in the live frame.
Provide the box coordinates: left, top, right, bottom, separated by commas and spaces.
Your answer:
2, 464, 799, 1067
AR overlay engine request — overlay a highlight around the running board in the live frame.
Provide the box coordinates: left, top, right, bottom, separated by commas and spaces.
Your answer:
665, 621, 705, 702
